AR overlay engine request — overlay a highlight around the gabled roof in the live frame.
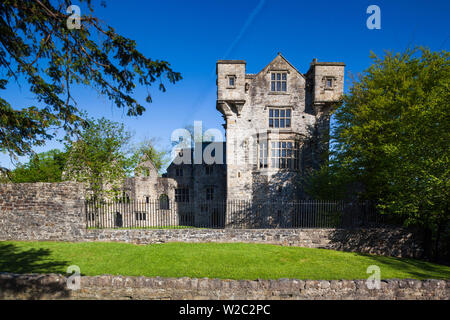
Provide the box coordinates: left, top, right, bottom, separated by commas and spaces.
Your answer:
254, 52, 306, 79
136, 156, 158, 174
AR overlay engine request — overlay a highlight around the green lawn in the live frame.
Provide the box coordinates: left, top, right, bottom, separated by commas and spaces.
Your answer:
1, 241, 449, 280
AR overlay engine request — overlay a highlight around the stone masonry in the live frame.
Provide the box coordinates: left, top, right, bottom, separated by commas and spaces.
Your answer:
1, 182, 445, 300
0, 182, 85, 241
0, 273, 448, 300
0, 183, 424, 259
216, 53, 345, 202
119, 54, 345, 221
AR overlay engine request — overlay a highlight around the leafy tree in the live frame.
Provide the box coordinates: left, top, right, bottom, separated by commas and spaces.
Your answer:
306, 48, 450, 261
64, 117, 133, 200
302, 164, 356, 201
130, 138, 170, 175
3, 148, 67, 183
0, 0, 181, 171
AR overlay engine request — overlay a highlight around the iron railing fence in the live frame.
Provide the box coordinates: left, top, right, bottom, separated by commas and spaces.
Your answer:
85, 199, 387, 229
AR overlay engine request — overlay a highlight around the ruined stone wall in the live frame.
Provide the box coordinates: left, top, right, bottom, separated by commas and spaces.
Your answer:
0, 183, 424, 259
82, 228, 424, 259
164, 143, 227, 207
0, 273, 447, 300
0, 183, 85, 241
124, 157, 179, 203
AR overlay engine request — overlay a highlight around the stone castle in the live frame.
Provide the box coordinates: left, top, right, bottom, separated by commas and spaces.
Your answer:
123, 53, 345, 205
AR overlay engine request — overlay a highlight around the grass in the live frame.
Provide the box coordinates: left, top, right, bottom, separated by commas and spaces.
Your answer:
0, 241, 449, 280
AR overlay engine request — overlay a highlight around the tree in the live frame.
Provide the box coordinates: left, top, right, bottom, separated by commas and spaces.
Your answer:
0, 0, 181, 171
64, 117, 133, 200
130, 138, 170, 175
307, 48, 450, 261
3, 149, 67, 183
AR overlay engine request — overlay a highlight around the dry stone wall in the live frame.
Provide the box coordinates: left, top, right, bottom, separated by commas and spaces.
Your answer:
0, 182, 85, 241
0, 273, 447, 300
83, 228, 424, 259
0, 183, 423, 259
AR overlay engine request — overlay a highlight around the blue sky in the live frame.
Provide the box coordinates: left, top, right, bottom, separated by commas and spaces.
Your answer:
2, 0, 449, 169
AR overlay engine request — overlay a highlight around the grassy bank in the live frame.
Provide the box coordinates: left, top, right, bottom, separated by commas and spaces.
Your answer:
1, 241, 449, 280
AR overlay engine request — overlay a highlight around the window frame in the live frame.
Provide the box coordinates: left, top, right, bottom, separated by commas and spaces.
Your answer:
270, 72, 287, 92
175, 188, 189, 202
227, 75, 236, 88
175, 167, 183, 177
270, 140, 300, 170
135, 212, 147, 221
206, 186, 214, 201
324, 77, 334, 90
87, 212, 95, 222
258, 140, 268, 169
269, 108, 292, 129
141, 167, 150, 177
159, 194, 170, 210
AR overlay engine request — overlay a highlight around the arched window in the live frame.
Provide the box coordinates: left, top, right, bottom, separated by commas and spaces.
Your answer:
118, 192, 130, 203
142, 167, 150, 177
159, 194, 169, 210
115, 212, 123, 227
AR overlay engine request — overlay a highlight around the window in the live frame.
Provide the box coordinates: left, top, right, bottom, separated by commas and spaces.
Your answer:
159, 194, 169, 210
135, 212, 146, 221
115, 212, 123, 227
228, 75, 235, 87
271, 141, 299, 169
175, 167, 183, 177
259, 141, 268, 168
87, 212, 95, 222
141, 167, 150, 177
269, 108, 291, 128
145, 196, 150, 204
325, 77, 334, 89
271, 72, 287, 92
175, 188, 189, 202
206, 186, 214, 201
205, 165, 213, 175
118, 192, 130, 203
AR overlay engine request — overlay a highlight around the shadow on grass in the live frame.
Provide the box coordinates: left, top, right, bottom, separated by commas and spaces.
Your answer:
324, 228, 449, 279
327, 228, 424, 259
0, 242, 70, 299
353, 252, 450, 280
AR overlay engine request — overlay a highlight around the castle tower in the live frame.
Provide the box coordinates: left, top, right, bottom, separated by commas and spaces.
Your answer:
217, 54, 345, 202
305, 59, 346, 167
216, 60, 249, 200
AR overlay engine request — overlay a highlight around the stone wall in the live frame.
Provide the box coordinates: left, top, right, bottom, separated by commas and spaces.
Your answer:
0, 183, 423, 259
216, 55, 345, 202
0, 182, 85, 241
0, 273, 447, 300
83, 228, 423, 259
